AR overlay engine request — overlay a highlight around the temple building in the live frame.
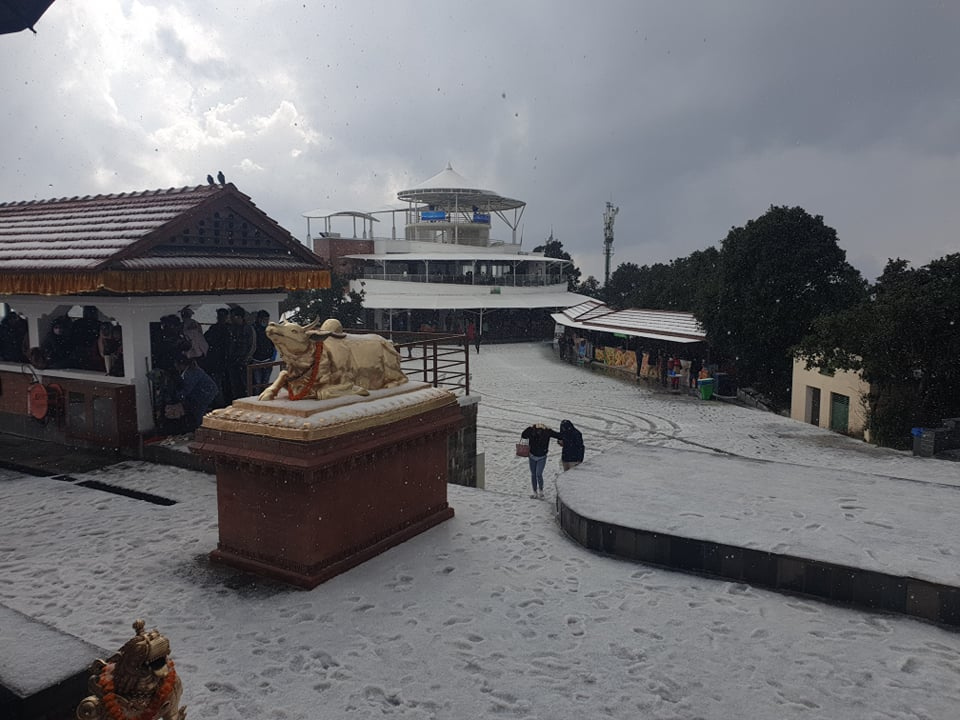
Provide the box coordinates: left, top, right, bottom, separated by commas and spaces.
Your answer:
0, 183, 329, 452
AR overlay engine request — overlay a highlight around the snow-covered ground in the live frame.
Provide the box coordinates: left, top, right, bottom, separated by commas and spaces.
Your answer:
1, 342, 959, 719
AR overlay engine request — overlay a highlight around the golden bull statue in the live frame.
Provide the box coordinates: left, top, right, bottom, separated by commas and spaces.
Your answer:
76, 618, 186, 720
258, 317, 408, 401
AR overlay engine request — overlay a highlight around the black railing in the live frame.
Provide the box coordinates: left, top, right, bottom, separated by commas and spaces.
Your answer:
371, 329, 470, 396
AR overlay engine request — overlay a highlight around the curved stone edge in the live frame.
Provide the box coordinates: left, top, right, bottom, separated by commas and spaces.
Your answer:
555, 498, 960, 629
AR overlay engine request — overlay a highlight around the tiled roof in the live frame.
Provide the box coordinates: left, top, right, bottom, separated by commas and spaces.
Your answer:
0, 184, 319, 273
0, 186, 215, 270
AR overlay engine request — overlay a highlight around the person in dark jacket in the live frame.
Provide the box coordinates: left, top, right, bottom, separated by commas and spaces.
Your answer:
557, 419, 585, 471
225, 306, 256, 401
174, 355, 220, 431
40, 315, 74, 369
203, 308, 231, 403
251, 310, 276, 392
0, 312, 28, 363
520, 423, 560, 499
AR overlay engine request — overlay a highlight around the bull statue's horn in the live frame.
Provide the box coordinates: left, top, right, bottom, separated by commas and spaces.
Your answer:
304, 316, 321, 330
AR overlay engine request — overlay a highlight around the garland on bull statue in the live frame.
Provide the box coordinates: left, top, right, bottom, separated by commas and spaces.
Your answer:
284, 340, 323, 400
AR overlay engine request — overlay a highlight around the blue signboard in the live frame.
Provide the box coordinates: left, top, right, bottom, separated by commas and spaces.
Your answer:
472, 212, 490, 224
421, 211, 447, 221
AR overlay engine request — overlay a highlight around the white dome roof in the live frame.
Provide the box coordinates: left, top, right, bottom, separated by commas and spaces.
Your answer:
397, 163, 525, 212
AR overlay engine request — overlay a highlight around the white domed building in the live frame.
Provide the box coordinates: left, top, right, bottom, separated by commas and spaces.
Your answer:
306, 164, 590, 340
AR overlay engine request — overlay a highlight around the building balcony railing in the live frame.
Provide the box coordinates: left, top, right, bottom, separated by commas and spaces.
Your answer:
361, 272, 567, 287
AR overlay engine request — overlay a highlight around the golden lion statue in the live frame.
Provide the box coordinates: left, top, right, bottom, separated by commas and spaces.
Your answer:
76, 618, 186, 720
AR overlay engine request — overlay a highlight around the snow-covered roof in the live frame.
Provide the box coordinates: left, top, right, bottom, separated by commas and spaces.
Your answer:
0, 184, 328, 294
553, 300, 706, 344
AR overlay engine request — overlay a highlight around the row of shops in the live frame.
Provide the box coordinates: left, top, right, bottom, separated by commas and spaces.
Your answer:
550, 300, 737, 397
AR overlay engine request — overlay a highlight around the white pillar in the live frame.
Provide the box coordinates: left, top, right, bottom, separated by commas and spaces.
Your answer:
108, 304, 155, 433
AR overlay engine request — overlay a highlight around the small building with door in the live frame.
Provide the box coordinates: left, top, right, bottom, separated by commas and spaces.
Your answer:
0, 183, 329, 453
790, 357, 870, 440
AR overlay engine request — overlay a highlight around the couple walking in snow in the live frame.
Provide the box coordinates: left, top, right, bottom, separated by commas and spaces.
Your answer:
519, 420, 585, 498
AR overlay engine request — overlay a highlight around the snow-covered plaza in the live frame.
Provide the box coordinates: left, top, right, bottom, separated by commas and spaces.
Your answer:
1, 342, 958, 719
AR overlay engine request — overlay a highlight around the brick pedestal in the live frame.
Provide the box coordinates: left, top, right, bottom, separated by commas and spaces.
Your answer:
191, 383, 461, 588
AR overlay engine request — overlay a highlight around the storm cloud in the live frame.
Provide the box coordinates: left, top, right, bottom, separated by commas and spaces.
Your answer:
2, 1, 958, 284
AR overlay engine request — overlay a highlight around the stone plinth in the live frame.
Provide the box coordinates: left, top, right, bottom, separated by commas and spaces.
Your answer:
191, 382, 461, 589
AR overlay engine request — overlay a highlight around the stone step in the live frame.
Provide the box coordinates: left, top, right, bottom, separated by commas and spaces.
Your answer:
0, 604, 107, 720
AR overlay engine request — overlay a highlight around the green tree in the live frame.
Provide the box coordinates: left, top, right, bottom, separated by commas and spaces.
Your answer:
603, 262, 644, 308
796, 254, 960, 447
533, 234, 582, 291
281, 272, 366, 328
576, 275, 602, 298
671, 247, 721, 314
698, 206, 867, 408
602, 248, 720, 312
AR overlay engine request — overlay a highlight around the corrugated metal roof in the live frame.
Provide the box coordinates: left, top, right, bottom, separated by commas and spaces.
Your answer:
551, 313, 703, 344
555, 301, 706, 343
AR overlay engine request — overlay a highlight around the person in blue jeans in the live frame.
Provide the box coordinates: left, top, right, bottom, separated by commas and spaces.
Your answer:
520, 423, 559, 499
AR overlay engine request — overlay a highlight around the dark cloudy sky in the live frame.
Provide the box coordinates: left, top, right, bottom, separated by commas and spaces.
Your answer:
2, 1, 958, 282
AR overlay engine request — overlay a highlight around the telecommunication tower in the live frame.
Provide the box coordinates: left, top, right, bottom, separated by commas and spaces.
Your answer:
603, 201, 619, 285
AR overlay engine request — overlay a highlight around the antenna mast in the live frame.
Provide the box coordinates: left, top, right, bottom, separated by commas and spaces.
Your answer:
603, 201, 619, 285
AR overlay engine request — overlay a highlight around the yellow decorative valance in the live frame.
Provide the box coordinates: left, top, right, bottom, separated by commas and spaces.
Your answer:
0, 269, 331, 296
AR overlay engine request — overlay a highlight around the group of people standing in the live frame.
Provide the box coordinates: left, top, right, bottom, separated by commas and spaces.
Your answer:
558, 334, 591, 363
29, 306, 125, 376
519, 419, 585, 499
151, 306, 276, 434
198, 306, 275, 405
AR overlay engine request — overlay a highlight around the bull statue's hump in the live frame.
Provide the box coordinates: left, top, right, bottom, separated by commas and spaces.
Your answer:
317, 318, 347, 339
259, 318, 407, 402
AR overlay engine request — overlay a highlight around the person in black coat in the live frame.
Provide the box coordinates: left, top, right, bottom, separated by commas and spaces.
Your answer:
203, 308, 231, 403
557, 419, 585, 471
520, 423, 559, 499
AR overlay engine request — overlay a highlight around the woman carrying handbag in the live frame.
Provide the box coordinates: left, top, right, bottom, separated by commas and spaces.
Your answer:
519, 423, 559, 499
